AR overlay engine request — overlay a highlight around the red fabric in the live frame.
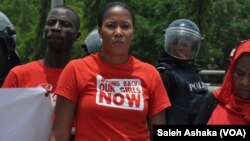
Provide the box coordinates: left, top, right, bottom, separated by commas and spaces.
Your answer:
2, 60, 63, 93
208, 103, 247, 125
55, 53, 170, 141
212, 40, 250, 124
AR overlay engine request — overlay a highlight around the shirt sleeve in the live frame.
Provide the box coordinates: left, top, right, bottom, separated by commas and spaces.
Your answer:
148, 70, 171, 117
2, 70, 18, 88
54, 61, 79, 102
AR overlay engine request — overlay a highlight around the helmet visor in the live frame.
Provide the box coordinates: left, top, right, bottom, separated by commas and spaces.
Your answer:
164, 27, 201, 60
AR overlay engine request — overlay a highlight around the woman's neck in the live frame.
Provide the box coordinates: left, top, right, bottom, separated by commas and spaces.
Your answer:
100, 52, 129, 65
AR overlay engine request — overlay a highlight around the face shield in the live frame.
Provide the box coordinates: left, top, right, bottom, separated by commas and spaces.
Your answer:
0, 27, 16, 49
0, 12, 17, 52
164, 26, 202, 60
0, 12, 15, 30
0, 27, 20, 74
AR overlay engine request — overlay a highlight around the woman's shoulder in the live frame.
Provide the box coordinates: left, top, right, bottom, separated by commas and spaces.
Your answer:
66, 54, 99, 71
132, 56, 156, 68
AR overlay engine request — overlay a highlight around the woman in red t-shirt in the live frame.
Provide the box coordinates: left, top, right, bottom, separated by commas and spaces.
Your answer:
49, 1, 171, 141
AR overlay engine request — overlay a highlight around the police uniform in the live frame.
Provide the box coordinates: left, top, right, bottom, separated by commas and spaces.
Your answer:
158, 19, 209, 124
158, 60, 208, 124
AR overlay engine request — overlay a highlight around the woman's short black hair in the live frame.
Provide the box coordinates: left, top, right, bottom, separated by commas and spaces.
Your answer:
97, 1, 135, 28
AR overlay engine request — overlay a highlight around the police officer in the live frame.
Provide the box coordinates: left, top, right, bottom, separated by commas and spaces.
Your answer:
157, 19, 208, 124
81, 29, 102, 56
0, 12, 20, 86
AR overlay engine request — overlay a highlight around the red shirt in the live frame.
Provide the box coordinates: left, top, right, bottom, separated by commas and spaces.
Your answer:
208, 103, 248, 125
55, 53, 170, 141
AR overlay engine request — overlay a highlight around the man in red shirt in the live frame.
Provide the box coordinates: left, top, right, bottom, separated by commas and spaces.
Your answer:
2, 6, 81, 141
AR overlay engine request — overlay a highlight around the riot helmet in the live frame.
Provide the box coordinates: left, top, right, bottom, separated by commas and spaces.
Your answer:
164, 19, 202, 61
0, 12, 19, 59
81, 29, 102, 56
0, 12, 20, 86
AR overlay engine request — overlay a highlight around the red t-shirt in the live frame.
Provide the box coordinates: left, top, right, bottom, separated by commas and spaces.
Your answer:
2, 60, 63, 104
55, 53, 170, 141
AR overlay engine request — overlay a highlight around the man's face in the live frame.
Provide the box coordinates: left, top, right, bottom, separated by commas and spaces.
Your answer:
170, 39, 193, 60
43, 8, 77, 52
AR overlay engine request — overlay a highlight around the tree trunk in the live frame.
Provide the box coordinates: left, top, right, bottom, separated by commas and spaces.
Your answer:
51, 0, 64, 9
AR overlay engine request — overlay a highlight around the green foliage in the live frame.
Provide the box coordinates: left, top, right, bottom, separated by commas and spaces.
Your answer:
1, 0, 250, 69
0, 0, 41, 63
66, 0, 86, 59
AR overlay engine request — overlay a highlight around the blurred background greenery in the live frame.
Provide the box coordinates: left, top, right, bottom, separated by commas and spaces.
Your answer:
1, 0, 250, 70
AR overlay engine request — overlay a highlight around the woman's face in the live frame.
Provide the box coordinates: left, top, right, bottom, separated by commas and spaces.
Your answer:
99, 6, 134, 56
233, 53, 250, 99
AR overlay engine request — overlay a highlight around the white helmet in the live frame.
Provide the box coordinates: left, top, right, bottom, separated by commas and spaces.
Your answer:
0, 11, 17, 52
81, 29, 102, 56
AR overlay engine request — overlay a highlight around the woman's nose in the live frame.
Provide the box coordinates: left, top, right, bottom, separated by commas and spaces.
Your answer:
114, 27, 122, 36
241, 76, 250, 87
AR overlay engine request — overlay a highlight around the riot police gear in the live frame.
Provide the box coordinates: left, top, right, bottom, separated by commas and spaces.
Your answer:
81, 29, 102, 56
157, 19, 208, 124
0, 12, 18, 53
0, 27, 16, 54
164, 19, 202, 61
0, 12, 20, 86
160, 62, 208, 124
